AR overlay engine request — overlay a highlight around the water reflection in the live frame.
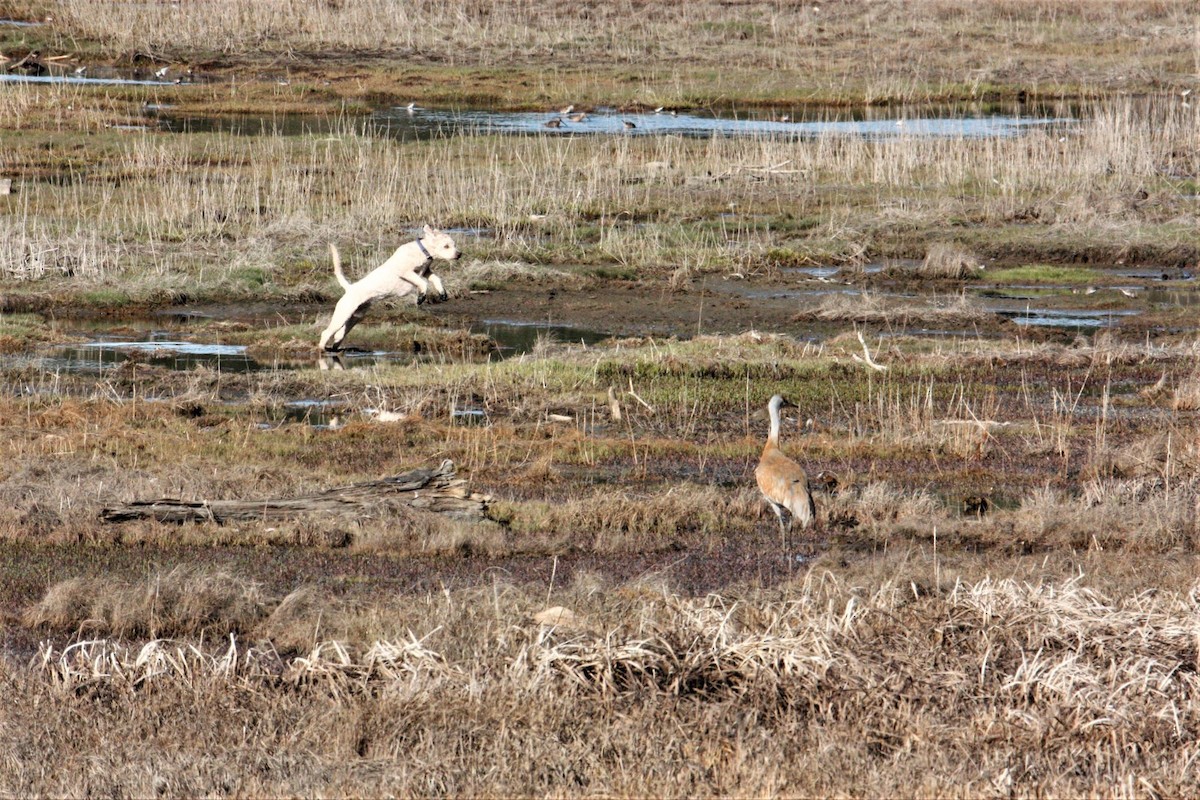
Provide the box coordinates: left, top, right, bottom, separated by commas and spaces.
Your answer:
152, 102, 1075, 142
1144, 288, 1200, 307
51, 339, 262, 373
471, 320, 610, 356
998, 308, 1138, 329
0, 71, 177, 87
375, 106, 1072, 140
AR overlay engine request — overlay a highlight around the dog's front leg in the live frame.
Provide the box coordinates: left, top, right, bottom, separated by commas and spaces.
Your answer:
427, 273, 449, 303
399, 272, 431, 305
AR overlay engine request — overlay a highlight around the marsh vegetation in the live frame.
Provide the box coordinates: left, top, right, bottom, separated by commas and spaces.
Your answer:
1, 1, 1200, 796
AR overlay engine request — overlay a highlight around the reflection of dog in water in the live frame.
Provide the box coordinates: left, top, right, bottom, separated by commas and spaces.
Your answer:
319, 226, 460, 351
317, 354, 345, 371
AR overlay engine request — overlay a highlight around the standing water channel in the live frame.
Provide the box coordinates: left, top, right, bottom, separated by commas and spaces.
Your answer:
147, 101, 1076, 142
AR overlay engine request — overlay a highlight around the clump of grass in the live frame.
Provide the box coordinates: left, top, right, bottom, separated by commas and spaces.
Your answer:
24, 565, 272, 638
920, 242, 982, 279
501, 484, 760, 551
802, 291, 993, 326
827, 481, 945, 536
0, 312, 80, 352
1172, 369, 1200, 410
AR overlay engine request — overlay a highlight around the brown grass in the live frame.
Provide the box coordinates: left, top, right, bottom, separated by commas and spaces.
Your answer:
920, 242, 983, 279
20, 0, 1200, 105
12, 560, 1200, 796
3, 8, 1200, 788
2, 94, 1197, 291
23, 565, 272, 638
3, 326, 1200, 794
803, 290, 995, 326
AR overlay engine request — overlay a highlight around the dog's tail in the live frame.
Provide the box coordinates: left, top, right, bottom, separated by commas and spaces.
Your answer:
329, 243, 352, 293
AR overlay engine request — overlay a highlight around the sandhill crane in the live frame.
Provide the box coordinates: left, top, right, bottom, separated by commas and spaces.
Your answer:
755, 394, 815, 544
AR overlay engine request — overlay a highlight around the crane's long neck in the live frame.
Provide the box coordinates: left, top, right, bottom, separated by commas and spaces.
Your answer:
767, 402, 782, 447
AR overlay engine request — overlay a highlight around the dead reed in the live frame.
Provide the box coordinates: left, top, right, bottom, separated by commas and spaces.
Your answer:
14, 566, 1200, 796
31, 0, 1200, 104
919, 242, 983, 279
2, 95, 1196, 288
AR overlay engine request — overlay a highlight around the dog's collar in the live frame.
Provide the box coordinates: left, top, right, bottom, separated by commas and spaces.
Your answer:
415, 238, 432, 261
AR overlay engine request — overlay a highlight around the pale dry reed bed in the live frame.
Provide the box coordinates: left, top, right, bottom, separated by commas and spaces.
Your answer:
1, 95, 1196, 289
9, 565, 1200, 796
25, 0, 1200, 103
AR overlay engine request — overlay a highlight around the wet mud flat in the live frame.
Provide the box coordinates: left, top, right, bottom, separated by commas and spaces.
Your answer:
5, 274, 1194, 533
10, 275, 1149, 397
448, 269, 1184, 343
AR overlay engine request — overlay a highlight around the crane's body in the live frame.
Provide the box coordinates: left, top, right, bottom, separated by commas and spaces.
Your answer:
755, 394, 816, 543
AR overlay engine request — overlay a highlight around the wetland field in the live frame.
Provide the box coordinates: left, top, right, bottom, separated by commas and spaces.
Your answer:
2, 1, 1200, 796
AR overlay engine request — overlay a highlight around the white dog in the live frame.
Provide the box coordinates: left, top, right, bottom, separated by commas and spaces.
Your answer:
319, 225, 460, 351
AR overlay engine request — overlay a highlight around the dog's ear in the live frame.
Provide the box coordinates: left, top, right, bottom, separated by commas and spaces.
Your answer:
422, 224, 434, 236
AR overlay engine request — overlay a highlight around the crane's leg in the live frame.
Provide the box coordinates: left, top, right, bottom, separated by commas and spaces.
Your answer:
770, 503, 790, 547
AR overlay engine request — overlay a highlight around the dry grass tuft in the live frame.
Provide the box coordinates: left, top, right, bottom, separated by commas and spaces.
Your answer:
24, 566, 272, 639
1173, 369, 1200, 410
804, 291, 994, 326
507, 484, 760, 551
920, 242, 983, 279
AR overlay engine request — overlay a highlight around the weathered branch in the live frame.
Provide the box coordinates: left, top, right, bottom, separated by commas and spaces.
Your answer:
100, 459, 491, 525
851, 330, 888, 372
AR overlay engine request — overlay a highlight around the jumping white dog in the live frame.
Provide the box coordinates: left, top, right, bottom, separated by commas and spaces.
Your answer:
319, 225, 460, 351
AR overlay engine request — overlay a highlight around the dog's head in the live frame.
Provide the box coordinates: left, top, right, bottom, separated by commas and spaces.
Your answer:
422, 225, 462, 261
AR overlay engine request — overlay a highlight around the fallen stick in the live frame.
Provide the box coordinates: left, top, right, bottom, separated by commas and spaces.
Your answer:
626, 378, 656, 414
100, 459, 491, 524
851, 330, 888, 372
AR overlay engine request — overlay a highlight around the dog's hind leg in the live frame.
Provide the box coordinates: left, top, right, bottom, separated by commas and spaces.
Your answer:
339, 303, 371, 346
318, 317, 343, 351
320, 297, 369, 351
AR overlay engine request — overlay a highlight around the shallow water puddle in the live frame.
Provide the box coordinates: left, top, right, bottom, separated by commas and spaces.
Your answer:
0, 72, 179, 88
783, 262, 892, 279
39, 316, 610, 376
148, 102, 1074, 142
262, 399, 345, 429
451, 408, 488, 426
1144, 288, 1200, 307
48, 337, 444, 374
999, 308, 1139, 328
370, 105, 1072, 141
51, 339, 264, 373
471, 320, 610, 355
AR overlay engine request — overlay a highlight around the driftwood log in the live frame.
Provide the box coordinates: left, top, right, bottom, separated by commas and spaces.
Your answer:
100, 459, 490, 525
